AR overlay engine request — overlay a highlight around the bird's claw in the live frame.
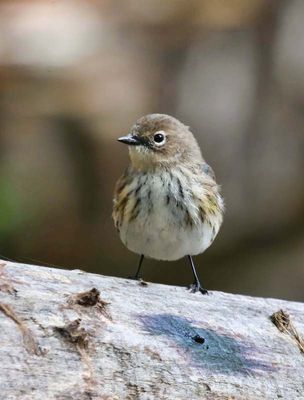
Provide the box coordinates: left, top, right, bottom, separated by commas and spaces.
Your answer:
188, 283, 208, 295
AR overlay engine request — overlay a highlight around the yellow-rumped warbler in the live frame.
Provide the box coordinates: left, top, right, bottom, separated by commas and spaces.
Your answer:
113, 114, 224, 294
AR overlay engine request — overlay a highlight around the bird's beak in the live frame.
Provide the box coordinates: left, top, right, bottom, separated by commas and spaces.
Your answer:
117, 135, 141, 146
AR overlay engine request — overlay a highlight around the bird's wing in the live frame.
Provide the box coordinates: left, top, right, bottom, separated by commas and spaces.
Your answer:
112, 168, 132, 232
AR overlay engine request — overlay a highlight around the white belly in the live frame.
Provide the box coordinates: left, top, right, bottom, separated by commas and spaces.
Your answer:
118, 173, 222, 261
120, 218, 217, 261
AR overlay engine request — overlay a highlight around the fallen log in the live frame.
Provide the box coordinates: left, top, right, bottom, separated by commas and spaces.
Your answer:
0, 260, 303, 399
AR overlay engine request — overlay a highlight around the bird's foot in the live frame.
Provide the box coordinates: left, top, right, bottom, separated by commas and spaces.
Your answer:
128, 275, 148, 286
188, 282, 208, 295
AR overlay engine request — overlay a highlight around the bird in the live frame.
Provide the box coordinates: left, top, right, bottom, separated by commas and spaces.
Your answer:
112, 114, 224, 294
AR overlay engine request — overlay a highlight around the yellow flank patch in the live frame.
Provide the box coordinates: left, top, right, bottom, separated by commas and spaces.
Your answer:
200, 193, 220, 217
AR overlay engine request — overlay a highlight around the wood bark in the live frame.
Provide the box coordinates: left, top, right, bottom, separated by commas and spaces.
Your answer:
0, 260, 303, 400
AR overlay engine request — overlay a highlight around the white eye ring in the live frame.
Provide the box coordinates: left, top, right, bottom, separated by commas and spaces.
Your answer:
153, 130, 166, 146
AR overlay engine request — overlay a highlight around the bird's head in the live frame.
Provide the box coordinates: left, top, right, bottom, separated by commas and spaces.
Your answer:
118, 114, 202, 170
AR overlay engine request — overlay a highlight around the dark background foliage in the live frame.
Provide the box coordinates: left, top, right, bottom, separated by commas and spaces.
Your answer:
0, 0, 303, 301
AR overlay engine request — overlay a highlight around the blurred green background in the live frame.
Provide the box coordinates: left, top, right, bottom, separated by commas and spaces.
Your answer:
0, 0, 303, 301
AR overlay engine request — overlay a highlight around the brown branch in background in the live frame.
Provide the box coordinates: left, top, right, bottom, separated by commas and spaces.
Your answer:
270, 309, 304, 354
56, 116, 104, 221
156, 44, 190, 115
243, 0, 285, 158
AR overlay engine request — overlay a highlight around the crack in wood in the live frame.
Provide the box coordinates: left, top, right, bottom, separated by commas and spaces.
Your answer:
54, 319, 94, 396
0, 302, 44, 356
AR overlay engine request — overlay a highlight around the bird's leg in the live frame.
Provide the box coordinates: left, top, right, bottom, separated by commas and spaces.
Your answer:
187, 255, 208, 295
129, 254, 144, 280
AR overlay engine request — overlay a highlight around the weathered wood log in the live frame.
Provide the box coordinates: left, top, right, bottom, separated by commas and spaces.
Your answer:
0, 260, 303, 400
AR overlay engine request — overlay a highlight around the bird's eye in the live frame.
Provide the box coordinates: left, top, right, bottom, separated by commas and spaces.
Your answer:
153, 132, 166, 145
